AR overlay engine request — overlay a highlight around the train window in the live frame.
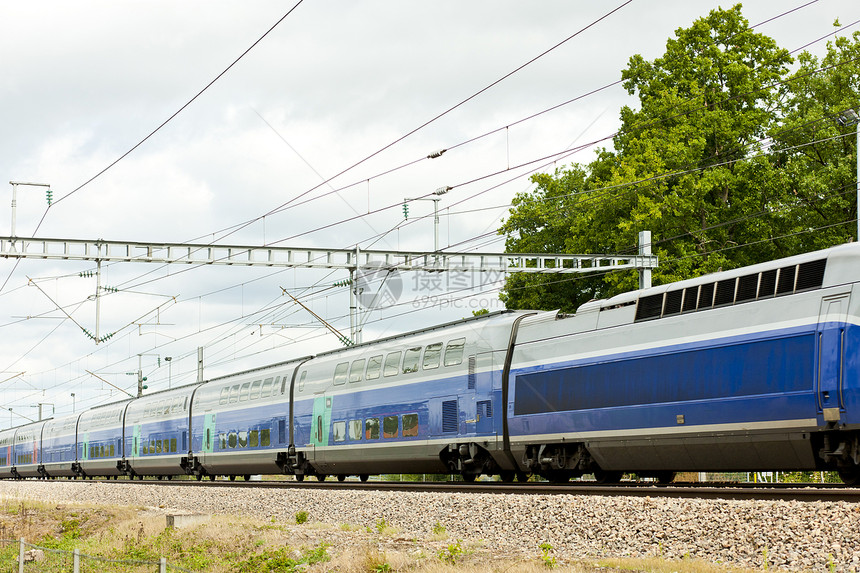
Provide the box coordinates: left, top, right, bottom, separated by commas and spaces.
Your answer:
796, 259, 826, 291
634, 293, 663, 321
383, 416, 399, 438
759, 269, 777, 298
663, 290, 682, 316
349, 359, 365, 383
238, 431, 248, 448
298, 371, 307, 392
403, 348, 421, 374
160, 400, 168, 414
110, 444, 115, 457
777, 265, 796, 295
228, 432, 237, 448
229, 385, 240, 404
366, 355, 382, 380
333, 362, 349, 386
349, 420, 362, 440
170, 438, 177, 453
219, 388, 229, 405
239, 382, 251, 402
403, 414, 418, 437
682, 286, 698, 313
250, 430, 259, 448
736, 274, 758, 303
261, 428, 271, 447
261, 378, 273, 398
444, 338, 466, 366
250, 380, 262, 400
423, 343, 442, 370
698, 283, 715, 310
150, 442, 156, 454
383, 352, 402, 377
156, 440, 162, 454
333, 421, 346, 442
219, 433, 227, 450
365, 418, 380, 440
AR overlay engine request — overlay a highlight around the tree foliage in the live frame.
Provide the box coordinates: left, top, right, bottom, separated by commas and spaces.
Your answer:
500, 5, 860, 312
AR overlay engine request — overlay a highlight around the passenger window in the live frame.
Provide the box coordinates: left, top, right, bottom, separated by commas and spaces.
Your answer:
170, 438, 177, 453
250, 430, 259, 448
261, 378, 273, 398
349, 420, 362, 441
333, 362, 349, 385
403, 347, 421, 373
238, 431, 248, 448
228, 432, 237, 448
444, 338, 466, 366
156, 440, 162, 454
366, 355, 382, 380
423, 343, 442, 370
383, 416, 399, 438
219, 433, 227, 450
365, 418, 380, 440
333, 421, 346, 442
110, 444, 116, 457
250, 380, 262, 400
383, 352, 402, 377
349, 359, 366, 383
219, 387, 229, 405
261, 428, 271, 447
149, 442, 156, 454
402, 414, 418, 437
298, 371, 307, 392
229, 385, 240, 403
239, 382, 251, 402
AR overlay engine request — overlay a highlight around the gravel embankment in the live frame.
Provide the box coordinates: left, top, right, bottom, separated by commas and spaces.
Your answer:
1, 481, 858, 571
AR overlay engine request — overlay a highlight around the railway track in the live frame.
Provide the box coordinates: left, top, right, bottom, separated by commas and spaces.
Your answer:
42, 477, 860, 502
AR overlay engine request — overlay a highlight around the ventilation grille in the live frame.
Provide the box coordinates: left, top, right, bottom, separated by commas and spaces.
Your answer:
442, 400, 458, 433
477, 400, 493, 419
634, 258, 826, 323
467, 356, 477, 390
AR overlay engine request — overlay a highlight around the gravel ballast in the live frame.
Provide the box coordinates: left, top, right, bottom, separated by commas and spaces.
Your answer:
1, 481, 858, 571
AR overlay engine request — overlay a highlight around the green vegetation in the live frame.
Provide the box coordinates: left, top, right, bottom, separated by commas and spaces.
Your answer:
501, 6, 860, 312
294, 510, 309, 525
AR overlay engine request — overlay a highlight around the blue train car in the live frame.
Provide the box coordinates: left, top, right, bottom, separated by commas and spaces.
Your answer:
42, 415, 79, 477
11, 422, 44, 478
188, 360, 305, 480
0, 429, 13, 479
77, 403, 127, 477
125, 386, 198, 479
508, 244, 860, 483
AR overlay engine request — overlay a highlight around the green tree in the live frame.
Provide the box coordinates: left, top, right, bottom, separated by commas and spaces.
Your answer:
500, 6, 859, 312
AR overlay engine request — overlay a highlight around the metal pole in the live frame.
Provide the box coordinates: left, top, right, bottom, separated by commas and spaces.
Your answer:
95, 259, 101, 343
71, 393, 75, 413
638, 230, 652, 290
10, 183, 17, 238
349, 267, 356, 344
433, 198, 440, 252
196, 346, 204, 383
18, 538, 24, 573
73, 548, 80, 573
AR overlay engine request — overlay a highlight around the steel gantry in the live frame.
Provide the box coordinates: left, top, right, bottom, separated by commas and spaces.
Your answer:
0, 233, 658, 343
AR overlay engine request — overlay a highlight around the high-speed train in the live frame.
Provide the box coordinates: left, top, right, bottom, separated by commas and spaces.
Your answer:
2, 242, 860, 484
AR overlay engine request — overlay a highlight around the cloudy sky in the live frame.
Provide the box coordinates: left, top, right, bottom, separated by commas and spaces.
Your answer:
1, 0, 857, 424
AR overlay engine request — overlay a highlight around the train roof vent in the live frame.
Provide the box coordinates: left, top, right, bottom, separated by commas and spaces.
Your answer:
634, 293, 664, 322
796, 259, 827, 292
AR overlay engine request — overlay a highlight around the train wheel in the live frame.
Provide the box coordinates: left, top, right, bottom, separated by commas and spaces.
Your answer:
157, 475, 163, 481
137, 474, 144, 481
167, 475, 173, 481
516, 472, 529, 482
229, 475, 236, 481
209, 474, 216, 481
461, 473, 477, 483
838, 467, 860, 486
243, 474, 251, 481
196, 474, 203, 481
593, 470, 622, 484
337, 475, 346, 482
359, 474, 369, 482
499, 471, 515, 483
654, 471, 675, 485
316, 474, 327, 482
296, 474, 305, 482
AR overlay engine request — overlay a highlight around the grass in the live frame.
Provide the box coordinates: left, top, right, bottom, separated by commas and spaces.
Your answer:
0, 497, 784, 573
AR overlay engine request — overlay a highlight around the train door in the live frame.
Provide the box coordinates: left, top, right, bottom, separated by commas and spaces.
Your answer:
817, 293, 850, 421
202, 413, 216, 457
309, 394, 332, 461
132, 424, 141, 458
474, 354, 495, 436
462, 355, 478, 435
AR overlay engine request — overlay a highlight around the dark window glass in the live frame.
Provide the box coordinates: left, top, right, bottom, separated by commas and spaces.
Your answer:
777, 265, 796, 295
365, 418, 380, 440
156, 440, 162, 454
736, 274, 758, 303
663, 290, 682, 316
261, 428, 271, 447
796, 259, 826, 291
249, 430, 259, 448
635, 294, 664, 321
759, 269, 777, 298
383, 416, 399, 438
682, 286, 698, 312
714, 279, 736, 306
170, 438, 176, 453
402, 414, 418, 437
